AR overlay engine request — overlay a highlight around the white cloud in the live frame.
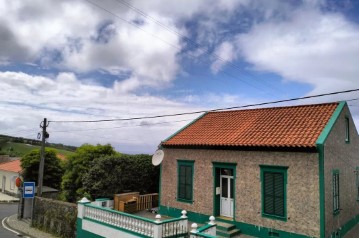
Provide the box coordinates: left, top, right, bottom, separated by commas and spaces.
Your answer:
209, 4, 359, 96
211, 41, 238, 73
0, 71, 205, 153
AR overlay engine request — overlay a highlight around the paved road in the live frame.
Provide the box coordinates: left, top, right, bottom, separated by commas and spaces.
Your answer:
0, 203, 20, 238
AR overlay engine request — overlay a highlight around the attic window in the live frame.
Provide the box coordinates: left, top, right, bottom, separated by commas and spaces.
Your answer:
345, 117, 350, 143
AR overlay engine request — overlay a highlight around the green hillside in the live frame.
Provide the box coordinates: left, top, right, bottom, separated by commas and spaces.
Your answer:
0, 142, 75, 158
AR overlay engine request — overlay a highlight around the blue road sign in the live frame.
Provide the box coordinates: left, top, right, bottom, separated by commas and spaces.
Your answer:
23, 182, 35, 198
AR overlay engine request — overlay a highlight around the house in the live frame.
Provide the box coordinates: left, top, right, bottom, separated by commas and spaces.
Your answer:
0, 159, 22, 196
159, 101, 359, 238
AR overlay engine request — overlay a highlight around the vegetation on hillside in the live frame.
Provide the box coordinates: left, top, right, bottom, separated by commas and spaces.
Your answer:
15, 138, 160, 203
83, 154, 159, 199
0, 134, 76, 157
21, 149, 64, 189
61, 144, 118, 202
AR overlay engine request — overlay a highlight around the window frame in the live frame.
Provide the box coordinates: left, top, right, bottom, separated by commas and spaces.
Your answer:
177, 160, 195, 203
260, 165, 288, 221
345, 116, 350, 143
333, 170, 340, 215
10, 176, 17, 190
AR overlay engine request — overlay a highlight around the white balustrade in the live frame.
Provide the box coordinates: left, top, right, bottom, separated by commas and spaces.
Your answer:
82, 204, 190, 238
84, 205, 156, 237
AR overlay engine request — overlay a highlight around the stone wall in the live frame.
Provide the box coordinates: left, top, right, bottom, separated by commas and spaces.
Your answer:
324, 104, 359, 237
161, 148, 320, 237
33, 196, 77, 238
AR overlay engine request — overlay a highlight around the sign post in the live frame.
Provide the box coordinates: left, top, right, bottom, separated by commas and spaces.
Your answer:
22, 182, 35, 220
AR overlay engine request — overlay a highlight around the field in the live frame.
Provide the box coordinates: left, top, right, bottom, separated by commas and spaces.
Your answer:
0, 142, 75, 158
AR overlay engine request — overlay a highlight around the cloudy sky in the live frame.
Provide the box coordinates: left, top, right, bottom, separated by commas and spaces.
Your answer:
1, 0, 359, 154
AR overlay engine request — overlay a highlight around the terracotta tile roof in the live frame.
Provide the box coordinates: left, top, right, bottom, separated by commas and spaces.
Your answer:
162, 102, 339, 149
0, 159, 22, 173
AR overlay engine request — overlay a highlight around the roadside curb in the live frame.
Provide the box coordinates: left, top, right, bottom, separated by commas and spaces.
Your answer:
3, 216, 32, 238
0, 200, 19, 204
5, 214, 57, 238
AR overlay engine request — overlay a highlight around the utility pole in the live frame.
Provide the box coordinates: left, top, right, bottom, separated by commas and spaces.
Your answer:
37, 118, 49, 197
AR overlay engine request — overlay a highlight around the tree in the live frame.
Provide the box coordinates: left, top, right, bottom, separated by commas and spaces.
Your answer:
21, 149, 64, 189
61, 144, 118, 202
82, 154, 159, 200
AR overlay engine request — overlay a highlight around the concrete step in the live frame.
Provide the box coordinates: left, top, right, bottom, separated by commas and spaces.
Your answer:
217, 228, 241, 238
216, 221, 236, 232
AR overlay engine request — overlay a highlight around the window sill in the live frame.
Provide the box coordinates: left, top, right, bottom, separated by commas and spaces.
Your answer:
262, 213, 287, 222
177, 198, 193, 204
333, 210, 340, 216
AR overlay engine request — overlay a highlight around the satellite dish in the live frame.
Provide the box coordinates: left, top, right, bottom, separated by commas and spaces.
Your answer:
152, 150, 164, 166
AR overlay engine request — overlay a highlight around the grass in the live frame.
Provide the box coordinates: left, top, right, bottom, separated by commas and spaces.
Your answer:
0, 142, 75, 158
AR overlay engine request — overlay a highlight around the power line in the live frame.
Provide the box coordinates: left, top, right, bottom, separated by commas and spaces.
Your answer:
49, 88, 359, 123
48, 119, 192, 133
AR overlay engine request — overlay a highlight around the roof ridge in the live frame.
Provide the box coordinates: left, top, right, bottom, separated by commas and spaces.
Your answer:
207, 101, 339, 114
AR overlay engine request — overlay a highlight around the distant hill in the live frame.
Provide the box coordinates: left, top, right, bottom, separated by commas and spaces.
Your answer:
0, 134, 76, 158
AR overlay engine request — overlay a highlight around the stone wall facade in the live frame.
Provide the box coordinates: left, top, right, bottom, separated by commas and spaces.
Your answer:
161, 148, 320, 237
0, 170, 19, 196
324, 104, 359, 237
33, 196, 77, 238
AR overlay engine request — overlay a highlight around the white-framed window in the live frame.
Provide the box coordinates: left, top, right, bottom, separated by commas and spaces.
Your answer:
10, 176, 17, 190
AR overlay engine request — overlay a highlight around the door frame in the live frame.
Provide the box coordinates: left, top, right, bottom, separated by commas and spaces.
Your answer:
212, 162, 237, 220
220, 174, 234, 217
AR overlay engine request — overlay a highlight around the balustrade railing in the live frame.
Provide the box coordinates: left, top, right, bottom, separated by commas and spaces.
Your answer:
189, 216, 217, 238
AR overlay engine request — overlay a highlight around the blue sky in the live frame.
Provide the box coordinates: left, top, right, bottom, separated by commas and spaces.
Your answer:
1, 0, 359, 154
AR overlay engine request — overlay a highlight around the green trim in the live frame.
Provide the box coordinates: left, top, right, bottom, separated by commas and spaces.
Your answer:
84, 217, 151, 238
316, 101, 346, 145
160, 205, 210, 224
317, 144, 326, 238
162, 112, 208, 143
260, 165, 288, 221
95, 198, 110, 201
160, 206, 314, 238
212, 162, 237, 220
77, 218, 104, 238
340, 213, 359, 237
316, 101, 346, 238
177, 160, 195, 203
159, 164, 162, 207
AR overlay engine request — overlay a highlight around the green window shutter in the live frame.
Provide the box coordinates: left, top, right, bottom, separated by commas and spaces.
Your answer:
261, 165, 288, 221
264, 172, 284, 217
177, 160, 194, 203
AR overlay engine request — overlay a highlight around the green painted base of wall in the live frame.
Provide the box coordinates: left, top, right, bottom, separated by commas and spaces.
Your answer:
160, 205, 210, 224
160, 206, 311, 238
77, 218, 104, 238
330, 214, 359, 238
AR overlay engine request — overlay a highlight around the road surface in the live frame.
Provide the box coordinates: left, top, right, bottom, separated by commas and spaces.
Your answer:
0, 203, 21, 238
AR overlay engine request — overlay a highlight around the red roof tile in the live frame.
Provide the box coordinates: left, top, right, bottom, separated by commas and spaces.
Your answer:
162, 102, 339, 148
0, 159, 22, 173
